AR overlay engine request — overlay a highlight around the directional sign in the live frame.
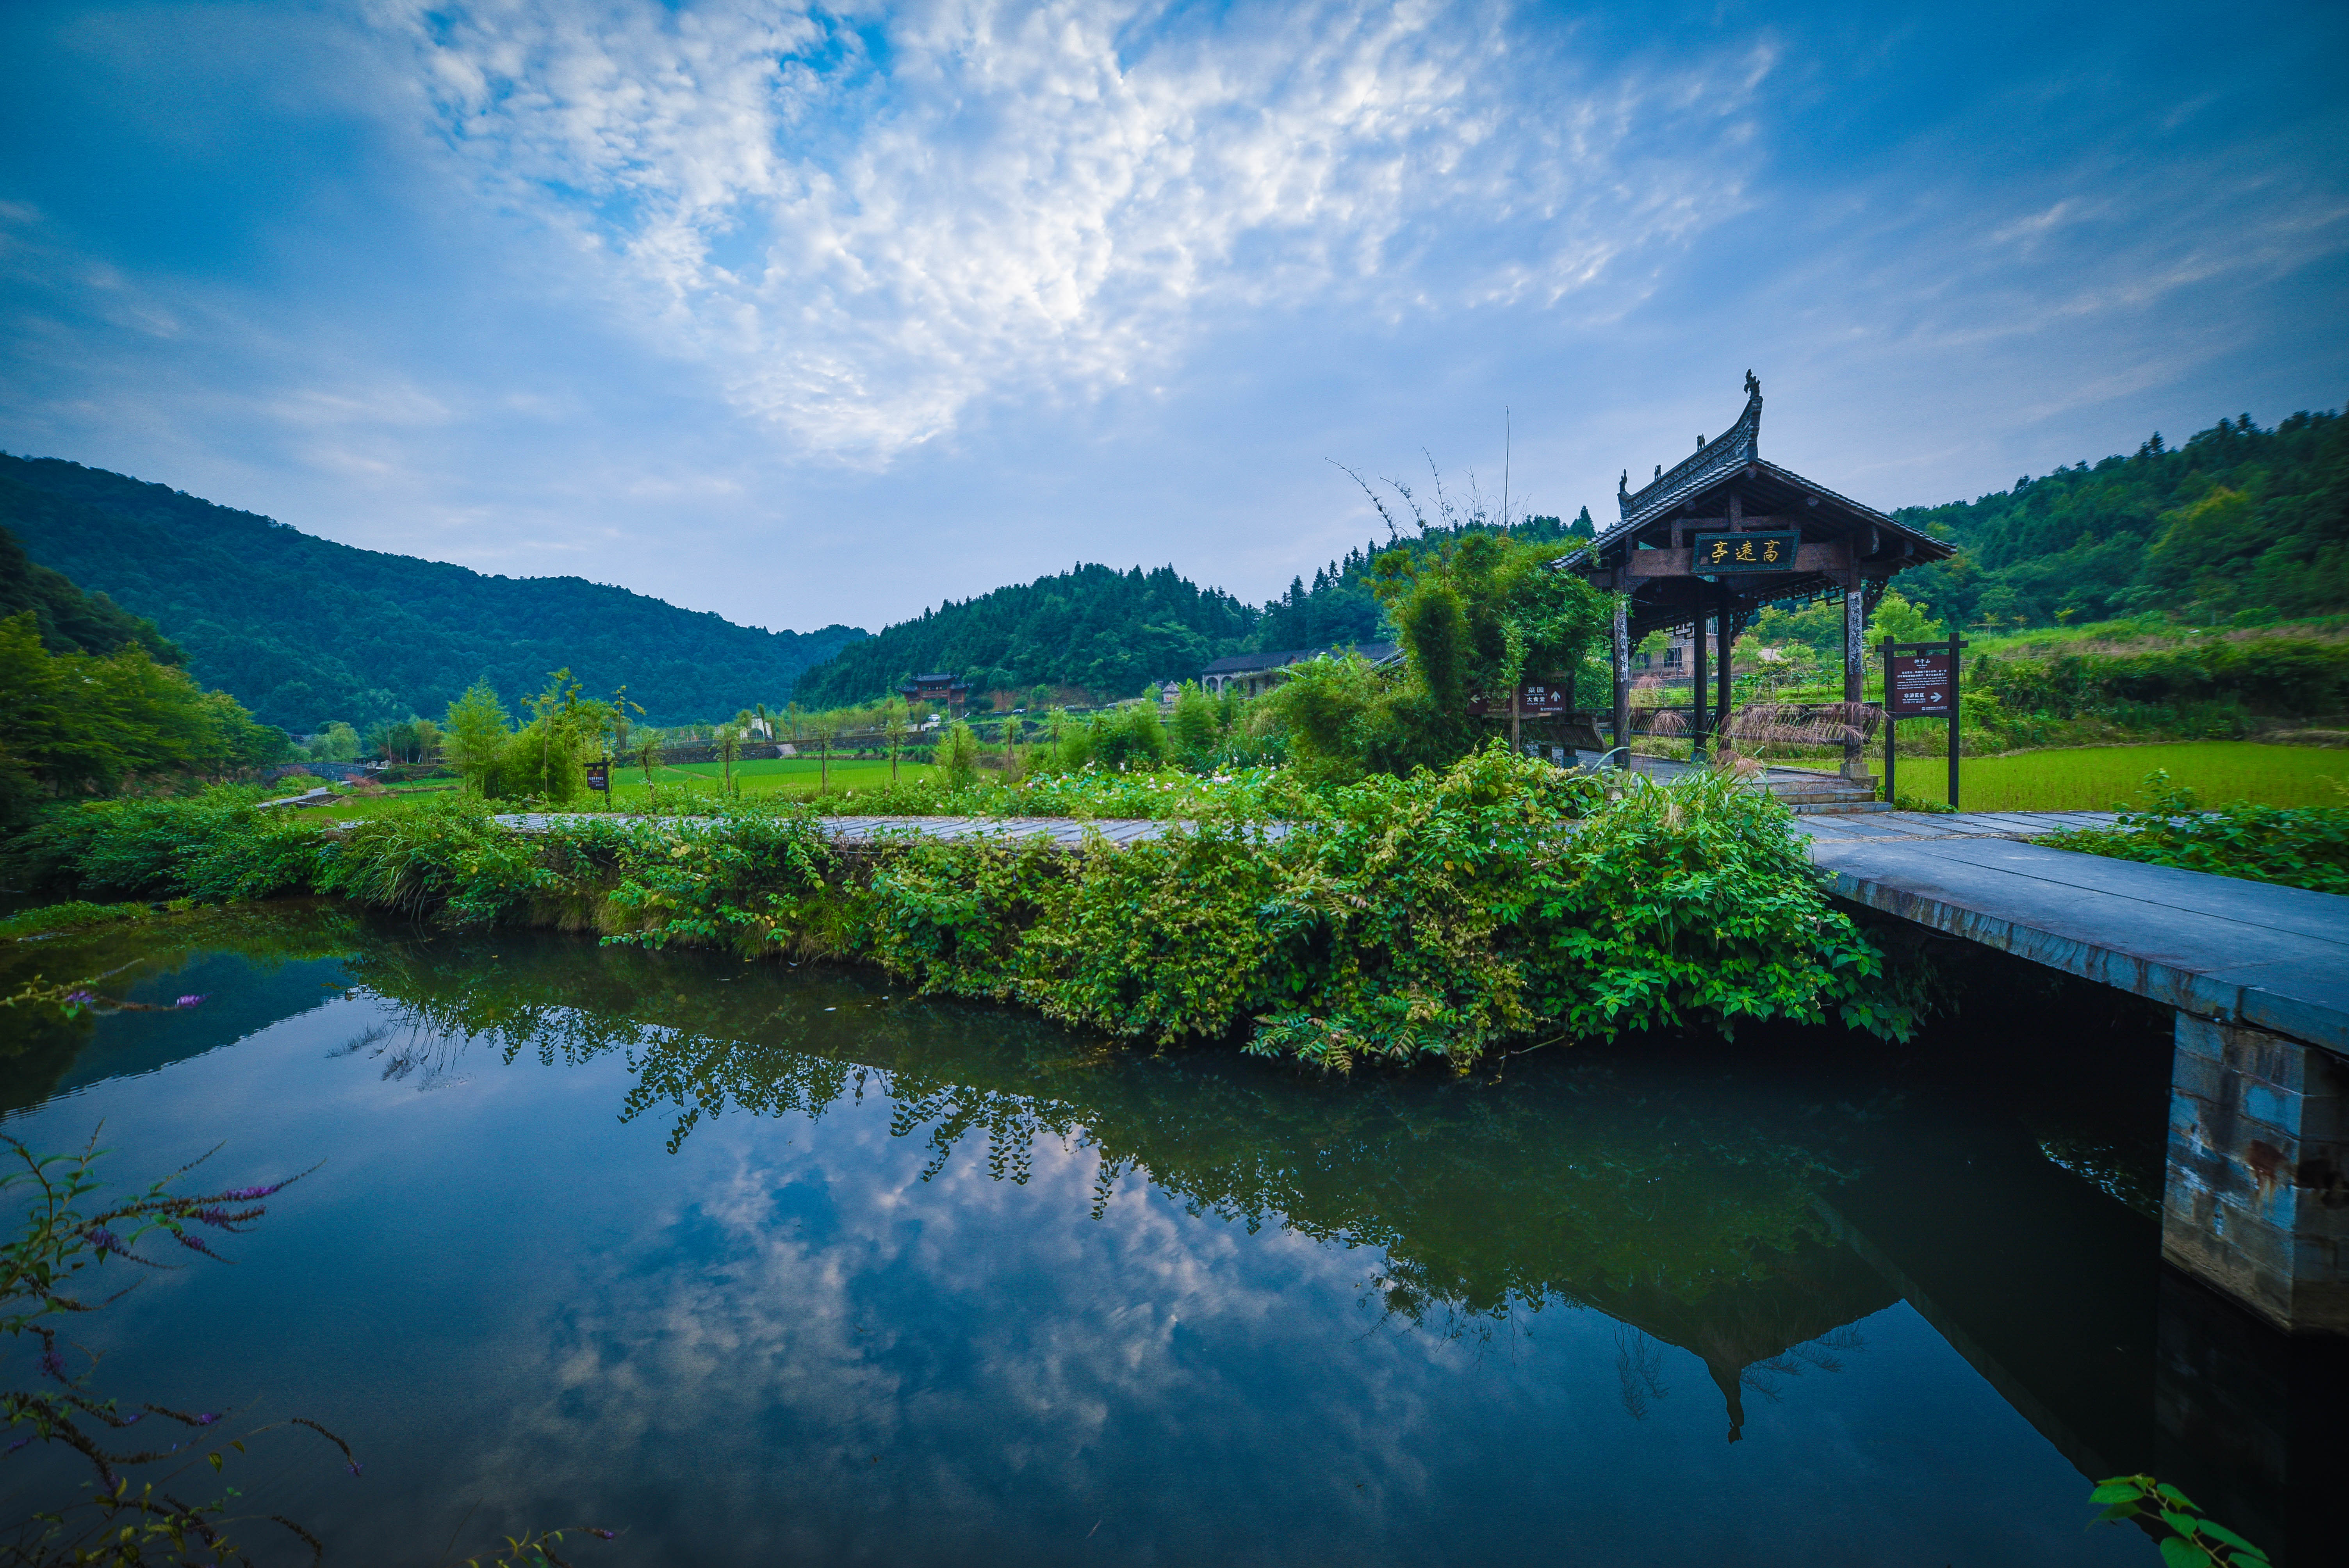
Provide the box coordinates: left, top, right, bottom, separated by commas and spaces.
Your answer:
1886, 653, 1955, 716
1690, 529, 1800, 573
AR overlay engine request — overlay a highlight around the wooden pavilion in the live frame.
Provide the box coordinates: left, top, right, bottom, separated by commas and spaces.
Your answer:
1558, 373, 1954, 778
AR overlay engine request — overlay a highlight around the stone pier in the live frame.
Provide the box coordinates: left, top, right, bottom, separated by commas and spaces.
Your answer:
2164, 1015, 2349, 1333
1807, 834, 2349, 1334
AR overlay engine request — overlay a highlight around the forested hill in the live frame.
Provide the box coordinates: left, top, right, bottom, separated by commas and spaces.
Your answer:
1894, 408, 2347, 629
789, 563, 1259, 709
0, 456, 865, 731
0, 524, 182, 664
790, 511, 1590, 707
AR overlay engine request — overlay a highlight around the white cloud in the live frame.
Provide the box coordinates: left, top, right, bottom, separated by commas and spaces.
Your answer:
372, 0, 1767, 461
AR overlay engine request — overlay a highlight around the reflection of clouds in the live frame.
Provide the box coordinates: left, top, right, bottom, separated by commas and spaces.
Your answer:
430, 1089, 1463, 1557
5, 982, 2150, 1566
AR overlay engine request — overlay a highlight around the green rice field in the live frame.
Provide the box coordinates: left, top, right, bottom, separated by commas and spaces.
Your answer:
604, 755, 943, 803
1945, 743, 2348, 813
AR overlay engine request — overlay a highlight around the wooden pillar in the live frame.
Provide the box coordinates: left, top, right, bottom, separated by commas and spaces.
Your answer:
1611, 593, 1630, 764
1715, 588, 1735, 755
1842, 582, 1868, 780
1690, 609, 1708, 764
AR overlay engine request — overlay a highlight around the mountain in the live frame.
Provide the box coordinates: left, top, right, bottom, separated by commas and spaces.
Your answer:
0, 456, 864, 731
788, 562, 1261, 709
0, 523, 182, 664
788, 512, 1590, 708
1892, 408, 2348, 629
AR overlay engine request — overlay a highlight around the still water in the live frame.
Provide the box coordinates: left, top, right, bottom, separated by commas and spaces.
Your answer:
0, 907, 2208, 1563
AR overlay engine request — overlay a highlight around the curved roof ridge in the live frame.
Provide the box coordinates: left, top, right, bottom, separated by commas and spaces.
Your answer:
1617, 372, 1764, 527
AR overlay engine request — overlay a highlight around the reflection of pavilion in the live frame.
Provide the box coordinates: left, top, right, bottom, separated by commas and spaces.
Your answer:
1573, 1245, 1895, 1444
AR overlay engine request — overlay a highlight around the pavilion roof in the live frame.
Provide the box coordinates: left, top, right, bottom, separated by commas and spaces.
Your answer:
1553, 374, 1953, 637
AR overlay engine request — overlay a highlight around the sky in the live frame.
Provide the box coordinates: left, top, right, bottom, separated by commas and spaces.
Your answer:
2, 0, 2345, 637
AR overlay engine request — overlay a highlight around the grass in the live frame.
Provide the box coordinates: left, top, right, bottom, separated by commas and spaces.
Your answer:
1950, 743, 2349, 813
605, 756, 943, 804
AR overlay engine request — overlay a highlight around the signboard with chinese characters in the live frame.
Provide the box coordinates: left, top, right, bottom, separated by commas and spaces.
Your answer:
1468, 680, 1578, 716
1690, 529, 1800, 574
1886, 653, 1955, 716
586, 761, 611, 794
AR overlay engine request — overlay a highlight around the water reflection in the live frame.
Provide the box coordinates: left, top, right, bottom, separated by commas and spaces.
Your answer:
0, 913, 2208, 1564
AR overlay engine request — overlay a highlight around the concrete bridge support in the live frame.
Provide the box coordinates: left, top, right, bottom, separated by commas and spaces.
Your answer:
2164, 1014, 2349, 1334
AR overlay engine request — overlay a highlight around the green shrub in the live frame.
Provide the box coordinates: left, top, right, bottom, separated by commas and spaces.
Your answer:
2039, 770, 2349, 893
10, 788, 324, 902
8, 749, 1923, 1069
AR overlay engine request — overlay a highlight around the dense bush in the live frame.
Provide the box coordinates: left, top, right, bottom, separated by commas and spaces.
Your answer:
12, 750, 1919, 1069
2039, 771, 2349, 894
1969, 637, 2349, 725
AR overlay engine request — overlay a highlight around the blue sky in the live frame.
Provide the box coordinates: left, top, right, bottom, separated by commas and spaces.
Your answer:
3, 0, 2344, 634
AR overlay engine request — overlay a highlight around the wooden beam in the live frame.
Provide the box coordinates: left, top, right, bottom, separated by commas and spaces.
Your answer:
1621, 542, 1851, 579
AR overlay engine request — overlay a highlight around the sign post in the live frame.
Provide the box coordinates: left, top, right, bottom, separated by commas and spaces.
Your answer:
587, 757, 611, 799
1880, 635, 1965, 808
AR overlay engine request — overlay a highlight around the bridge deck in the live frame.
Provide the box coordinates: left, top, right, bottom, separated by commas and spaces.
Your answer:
1809, 834, 2349, 1052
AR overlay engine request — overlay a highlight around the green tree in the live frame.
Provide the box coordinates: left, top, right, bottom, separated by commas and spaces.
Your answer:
1168, 680, 1219, 762
305, 722, 360, 763
882, 697, 909, 786
939, 720, 981, 789
1865, 588, 1946, 647
1269, 533, 1608, 781
441, 682, 513, 797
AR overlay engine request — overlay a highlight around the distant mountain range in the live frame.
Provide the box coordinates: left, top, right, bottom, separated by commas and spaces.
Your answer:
13, 399, 2331, 734
0, 456, 864, 731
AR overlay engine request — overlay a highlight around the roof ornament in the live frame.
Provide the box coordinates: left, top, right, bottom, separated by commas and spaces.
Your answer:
1696, 435, 1705, 449
1618, 469, 1628, 494
1654, 464, 1662, 479
1744, 368, 1760, 398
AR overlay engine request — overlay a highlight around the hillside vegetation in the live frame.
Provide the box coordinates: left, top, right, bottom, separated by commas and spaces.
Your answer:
790, 511, 1588, 707
0, 456, 864, 732
1895, 408, 2347, 629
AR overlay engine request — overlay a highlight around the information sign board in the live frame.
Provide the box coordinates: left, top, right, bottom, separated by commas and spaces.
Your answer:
1886, 653, 1955, 716
1469, 680, 1577, 716
586, 762, 611, 794
1690, 529, 1800, 573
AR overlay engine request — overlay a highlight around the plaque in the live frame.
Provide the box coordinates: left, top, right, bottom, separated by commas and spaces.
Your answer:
1690, 530, 1800, 573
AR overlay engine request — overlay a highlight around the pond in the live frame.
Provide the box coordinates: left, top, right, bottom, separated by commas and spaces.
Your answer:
0, 907, 2236, 1563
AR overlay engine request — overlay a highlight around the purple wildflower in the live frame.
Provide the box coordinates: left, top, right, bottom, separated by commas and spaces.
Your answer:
38, 1346, 65, 1380
63, 991, 95, 1005
193, 1413, 219, 1426
589, 1529, 617, 1539
346, 1460, 364, 1476
192, 1208, 230, 1228
4, 1437, 29, 1454
174, 994, 207, 1009
85, 1227, 121, 1254
175, 1233, 221, 1258
220, 1183, 283, 1202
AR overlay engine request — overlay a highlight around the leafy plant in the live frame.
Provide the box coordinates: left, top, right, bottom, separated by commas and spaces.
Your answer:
2039, 770, 2349, 893
0, 1132, 346, 1566
2087, 1474, 2269, 1566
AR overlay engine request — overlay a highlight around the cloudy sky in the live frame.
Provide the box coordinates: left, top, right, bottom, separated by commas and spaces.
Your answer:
3, 0, 2344, 635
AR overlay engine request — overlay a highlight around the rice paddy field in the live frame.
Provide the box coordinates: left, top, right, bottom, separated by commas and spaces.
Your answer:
604, 755, 943, 803
1949, 742, 2347, 812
